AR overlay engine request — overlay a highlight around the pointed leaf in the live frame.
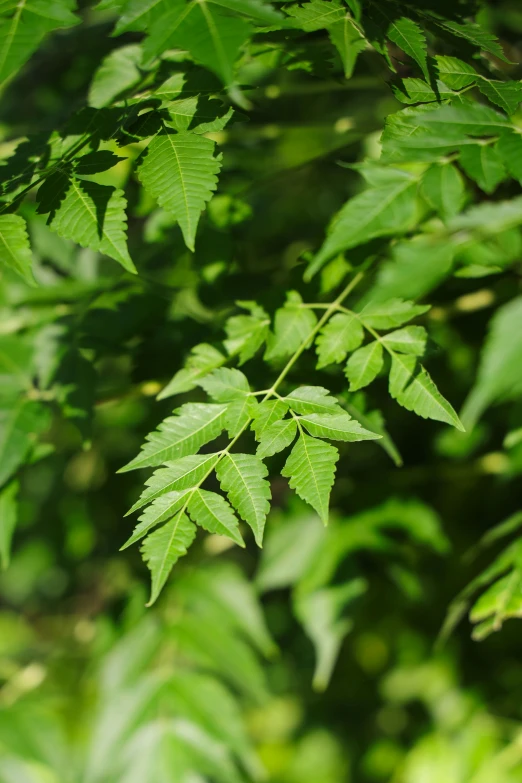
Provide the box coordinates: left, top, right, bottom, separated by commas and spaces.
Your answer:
199, 368, 249, 401
122, 489, 192, 549
300, 413, 380, 442
158, 344, 226, 400
251, 398, 288, 439
126, 454, 220, 515
387, 17, 428, 81
381, 325, 427, 356
188, 488, 244, 546
477, 78, 522, 115
88, 44, 142, 108
225, 396, 258, 438
282, 432, 338, 524
142, 512, 196, 604
358, 298, 429, 329
315, 312, 364, 368
435, 55, 477, 90
119, 403, 227, 472
256, 418, 297, 458
389, 353, 464, 430
48, 177, 135, 272
345, 341, 383, 391
459, 144, 506, 194
216, 453, 271, 546
421, 163, 465, 220
286, 386, 344, 415
0, 214, 35, 284
497, 131, 522, 182
139, 130, 222, 252
328, 15, 366, 79
265, 291, 317, 361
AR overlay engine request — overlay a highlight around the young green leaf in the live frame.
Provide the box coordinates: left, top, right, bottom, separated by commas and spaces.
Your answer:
381, 326, 427, 356
143, 0, 253, 87
188, 489, 244, 546
282, 432, 338, 524
256, 418, 297, 458
48, 178, 136, 273
421, 163, 465, 221
199, 368, 250, 402
225, 396, 258, 438
251, 399, 288, 439
389, 354, 464, 430
387, 17, 428, 81
119, 403, 227, 472
459, 144, 506, 194
315, 312, 364, 368
496, 132, 522, 182
0, 214, 35, 284
286, 386, 344, 415
477, 78, 522, 116
0, 479, 18, 569
88, 44, 142, 108
141, 512, 196, 604
359, 298, 429, 329
300, 413, 380, 442
126, 454, 220, 515
309, 175, 418, 275
139, 130, 222, 252
345, 341, 383, 391
435, 55, 477, 91
123, 489, 193, 549
265, 291, 317, 361
328, 15, 366, 79
158, 344, 226, 400
224, 304, 270, 365
284, 0, 345, 31
216, 453, 271, 546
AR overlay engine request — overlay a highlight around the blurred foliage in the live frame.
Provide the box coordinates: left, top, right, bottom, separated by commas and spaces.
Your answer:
0, 0, 521, 781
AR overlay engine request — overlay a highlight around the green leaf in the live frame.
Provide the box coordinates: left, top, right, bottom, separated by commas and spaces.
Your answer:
141, 512, 196, 604
435, 55, 477, 91
497, 132, 522, 182
199, 368, 250, 401
265, 291, 317, 361
389, 353, 464, 430
315, 312, 364, 368
286, 386, 344, 415
0, 0, 79, 87
113, 0, 163, 33
282, 432, 338, 524
225, 396, 258, 438
123, 489, 192, 548
421, 163, 465, 221
0, 214, 35, 284
88, 44, 142, 108
284, 0, 345, 31
139, 130, 222, 252
461, 297, 522, 428
158, 344, 226, 400
143, 0, 253, 88
477, 78, 522, 115
300, 413, 380, 442
393, 77, 454, 104
459, 144, 506, 194
48, 177, 136, 273
387, 17, 428, 81
295, 580, 366, 690
208, 0, 286, 26
0, 399, 50, 487
0, 479, 18, 569
309, 174, 418, 276
327, 15, 366, 79
224, 303, 270, 364
256, 418, 297, 458
344, 341, 383, 391
251, 399, 288, 439
216, 453, 271, 546
359, 298, 429, 329
434, 19, 510, 63
188, 489, 244, 546
164, 97, 234, 134
126, 454, 220, 514
381, 326, 427, 355
119, 403, 227, 472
